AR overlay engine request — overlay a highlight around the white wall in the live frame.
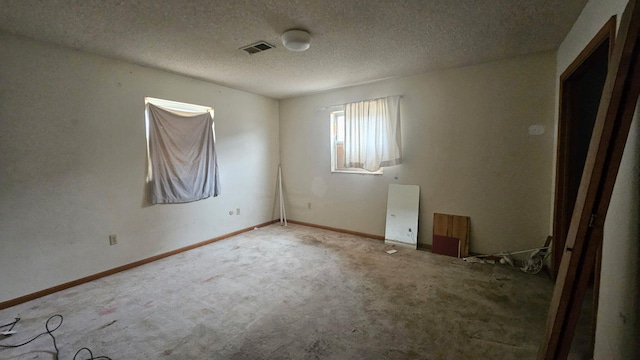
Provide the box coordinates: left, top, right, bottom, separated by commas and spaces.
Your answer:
279, 52, 556, 255
0, 33, 280, 304
556, 0, 639, 358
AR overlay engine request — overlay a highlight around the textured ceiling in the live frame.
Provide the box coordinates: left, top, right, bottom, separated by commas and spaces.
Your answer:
0, 0, 587, 99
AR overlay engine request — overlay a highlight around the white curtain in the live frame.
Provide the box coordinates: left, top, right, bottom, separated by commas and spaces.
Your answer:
344, 95, 402, 171
146, 104, 220, 204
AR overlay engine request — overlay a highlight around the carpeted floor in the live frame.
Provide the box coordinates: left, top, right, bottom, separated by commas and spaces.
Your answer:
1, 224, 584, 359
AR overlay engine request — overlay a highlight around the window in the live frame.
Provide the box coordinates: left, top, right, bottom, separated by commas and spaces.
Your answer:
331, 110, 382, 174
330, 96, 402, 174
144, 97, 220, 204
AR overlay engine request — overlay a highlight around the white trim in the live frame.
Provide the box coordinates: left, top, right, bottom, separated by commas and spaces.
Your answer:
384, 239, 417, 250
332, 169, 383, 175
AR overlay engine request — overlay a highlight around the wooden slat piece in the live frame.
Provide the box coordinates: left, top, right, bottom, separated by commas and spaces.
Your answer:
433, 213, 470, 258
433, 213, 450, 237
432, 235, 461, 258
451, 215, 470, 258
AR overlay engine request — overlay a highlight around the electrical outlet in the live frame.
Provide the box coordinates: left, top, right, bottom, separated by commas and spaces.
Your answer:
307, 202, 311, 210
236, 208, 240, 215
109, 234, 117, 246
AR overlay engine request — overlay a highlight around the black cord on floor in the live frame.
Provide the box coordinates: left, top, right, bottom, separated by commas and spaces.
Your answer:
73, 347, 112, 360
0, 317, 20, 332
0, 314, 111, 360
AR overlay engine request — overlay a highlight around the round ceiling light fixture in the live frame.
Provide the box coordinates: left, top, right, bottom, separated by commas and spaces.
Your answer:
281, 29, 311, 52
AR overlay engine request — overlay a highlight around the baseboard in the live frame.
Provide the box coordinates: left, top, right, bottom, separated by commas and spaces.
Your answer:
285, 220, 437, 252
418, 243, 433, 251
286, 219, 385, 240
0, 219, 279, 310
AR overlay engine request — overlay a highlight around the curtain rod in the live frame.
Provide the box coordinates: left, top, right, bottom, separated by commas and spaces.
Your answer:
314, 95, 403, 111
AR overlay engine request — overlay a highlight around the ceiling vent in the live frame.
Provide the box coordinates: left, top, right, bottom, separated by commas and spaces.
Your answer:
240, 41, 275, 54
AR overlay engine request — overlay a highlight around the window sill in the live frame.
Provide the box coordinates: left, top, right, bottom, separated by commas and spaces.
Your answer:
331, 169, 383, 175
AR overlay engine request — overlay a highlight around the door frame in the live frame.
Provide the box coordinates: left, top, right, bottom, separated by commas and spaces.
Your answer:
553, 16, 616, 277
552, 15, 616, 357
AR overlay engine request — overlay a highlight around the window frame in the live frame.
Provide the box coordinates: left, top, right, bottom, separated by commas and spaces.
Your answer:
143, 96, 221, 204
144, 97, 216, 183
